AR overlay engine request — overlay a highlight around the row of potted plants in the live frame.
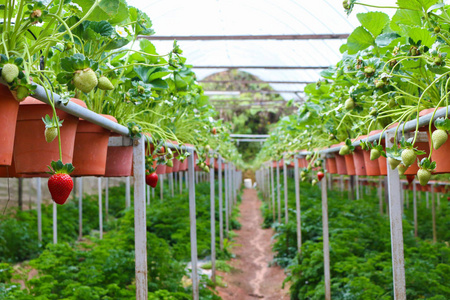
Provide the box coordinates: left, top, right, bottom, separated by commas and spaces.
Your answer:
255, 1, 450, 187
0, 0, 243, 204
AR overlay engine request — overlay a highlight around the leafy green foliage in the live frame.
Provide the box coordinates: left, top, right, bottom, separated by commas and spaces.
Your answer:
263, 177, 450, 299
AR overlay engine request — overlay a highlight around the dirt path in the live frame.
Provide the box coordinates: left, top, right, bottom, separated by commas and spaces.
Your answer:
216, 189, 290, 300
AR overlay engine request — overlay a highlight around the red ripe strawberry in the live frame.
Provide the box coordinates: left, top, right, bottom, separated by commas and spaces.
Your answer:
158, 146, 165, 156
46, 159, 75, 205
406, 174, 415, 184
317, 171, 325, 181
146, 172, 158, 188
212, 127, 217, 135
48, 173, 73, 204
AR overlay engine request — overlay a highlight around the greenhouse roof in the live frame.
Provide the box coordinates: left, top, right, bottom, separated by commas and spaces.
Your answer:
134, 0, 395, 100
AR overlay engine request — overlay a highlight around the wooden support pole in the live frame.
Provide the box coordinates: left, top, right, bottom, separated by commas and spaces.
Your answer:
78, 177, 83, 239
321, 176, 331, 300
276, 162, 281, 223
126, 176, 131, 208
98, 177, 103, 239
209, 156, 216, 283
36, 177, 42, 242
187, 149, 199, 300
218, 156, 224, 251
294, 158, 302, 252
386, 131, 407, 300
283, 159, 289, 224
133, 136, 148, 300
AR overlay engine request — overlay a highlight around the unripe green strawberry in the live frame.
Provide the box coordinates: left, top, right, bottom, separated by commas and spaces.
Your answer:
401, 149, 416, 167
370, 149, 381, 160
2, 63, 19, 83
45, 127, 58, 143
432, 129, 448, 150
97, 76, 114, 90
73, 68, 98, 93
311, 179, 317, 186
398, 164, 408, 175
417, 168, 431, 186
204, 166, 210, 173
345, 98, 355, 110
339, 145, 350, 155
15, 85, 28, 101
388, 157, 401, 170
434, 26, 441, 34
364, 66, 375, 75
166, 159, 173, 168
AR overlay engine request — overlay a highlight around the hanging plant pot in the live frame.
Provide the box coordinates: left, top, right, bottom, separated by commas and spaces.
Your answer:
362, 150, 380, 176
172, 157, 181, 172
404, 136, 429, 176
0, 156, 21, 178
325, 157, 337, 174
165, 165, 173, 174
71, 115, 117, 176
353, 148, 367, 176
180, 159, 188, 171
104, 146, 133, 177
155, 163, 166, 174
298, 157, 307, 168
344, 154, 356, 175
335, 153, 347, 175
14, 98, 83, 174
0, 84, 19, 166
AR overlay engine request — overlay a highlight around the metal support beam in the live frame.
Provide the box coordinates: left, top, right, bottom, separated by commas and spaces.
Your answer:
187, 149, 199, 300
386, 131, 406, 300
78, 177, 83, 239
413, 181, 418, 237
105, 178, 109, 221
225, 163, 229, 235
36, 177, 42, 242
126, 176, 131, 208
192, 65, 329, 70
133, 136, 148, 300
138, 33, 349, 40
199, 80, 313, 84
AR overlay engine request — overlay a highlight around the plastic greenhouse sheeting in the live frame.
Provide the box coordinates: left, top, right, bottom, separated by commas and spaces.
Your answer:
133, 0, 395, 100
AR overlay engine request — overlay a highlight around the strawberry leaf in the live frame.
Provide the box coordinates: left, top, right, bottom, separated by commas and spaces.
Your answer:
434, 117, 450, 131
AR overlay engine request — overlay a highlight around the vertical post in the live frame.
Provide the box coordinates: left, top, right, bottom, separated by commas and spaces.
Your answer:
225, 163, 229, 235
169, 172, 174, 197
386, 131, 406, 300
36, 177, 42, 242
209, 156, 216, 283
283, 159, 289, 224
133, 136, 148, 300
321, 175, 331, 300
294, 158, 302, 252
188, 148, 199, 300
276, 161, 281, 223
18, 178, 23, 210
413, 181, 418, 237
185, 171, 188, 190
147, 185, 150, 206
355, 175, 360, 200
426, 191, 429, 209
431, 185, 436, 243
78, 177, 83, 239
379, 177, 383, 215
271, 164, 275, 222
160, 174, 164, 201
53, 202, 57, 244
179, 172, 183, 194
98, 177, 103, 240
218, 156, 224, 250
125, 176, 131, 208
340, 175, 344, 195
105, 178, 109, 221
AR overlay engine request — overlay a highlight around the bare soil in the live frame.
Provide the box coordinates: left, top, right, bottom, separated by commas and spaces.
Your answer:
216, 188, 290, 300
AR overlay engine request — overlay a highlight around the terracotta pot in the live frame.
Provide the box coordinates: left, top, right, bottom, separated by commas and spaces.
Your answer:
335, 155, 347, 175
353, 148, 367, 176
326, 157, 338, 174
344, 154, 356, 175
420, 108, 450, 173
13, 97, 82, 174
0, 84, 19, 166
378, 155, 388, 176
180, 159, 188, 171
165, 165, 173, 174
0, 157, 21, 177
362, 150, 380, 176
172, 158, 181, 172
156, 164, 166, 174
298, 158, 307, 169
104, 146, 133, 177
71, 115, 117, 176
